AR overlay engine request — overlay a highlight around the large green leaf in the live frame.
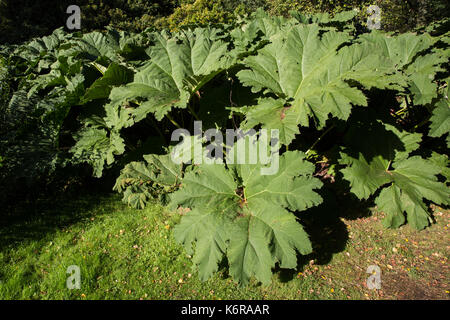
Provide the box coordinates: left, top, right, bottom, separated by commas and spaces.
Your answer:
82, 62, 134, 103
429, 99, 450, 139
237, 24, 402, 135
230, 9, 290, 58
429, 78, 450, 145
427, 152, 450, 182
70, 127, 125, 178
114, 154, 183, 208
104, 28, 232, 126
375, 157, 449, 230
339, 113, 449, 230
290, 9, 358, 32
359, 32, 447, 105
60, 29, 138, 62
170, 163, 238, 213
358, 32, 436, 68
233, 98, 300, 146
174, 208, 229, 281
406, 51, 447, 105
171, 150, 322, 285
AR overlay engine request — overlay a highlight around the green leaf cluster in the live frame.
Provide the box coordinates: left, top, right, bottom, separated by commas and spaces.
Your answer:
2, 10, 449, 286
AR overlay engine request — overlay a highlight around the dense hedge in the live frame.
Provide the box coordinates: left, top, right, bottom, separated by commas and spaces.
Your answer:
1, 0, 449, 44
154, 0, 266, 30
79, 0, 177, 32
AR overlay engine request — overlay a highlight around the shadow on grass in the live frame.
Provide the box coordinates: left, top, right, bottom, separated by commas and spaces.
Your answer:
277, 186, 374, 283
0, 188, 120, 252
0, 175, 377, 286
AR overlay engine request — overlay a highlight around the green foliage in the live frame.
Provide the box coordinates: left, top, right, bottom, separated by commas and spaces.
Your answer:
170, 150, 322, 285
70, 127, 125, 178
6, 193, 449, 300
0, 0, 71, 44
0, 0, 178, 44
106, 27, 232, 123
358, 31, 447, 105
339, 112, 449, 230
266, 0, 450, 32
2, 0, 449, 46
235, 23, 403, 138
2, 10, 449, 286
156, 0, 232, 30
0, 27, 150, 202
79, 0, 177, 32
267, 0, 361, 16
155, 0, 268, 30
114, 154, 183, 208
429, 78, 450, 147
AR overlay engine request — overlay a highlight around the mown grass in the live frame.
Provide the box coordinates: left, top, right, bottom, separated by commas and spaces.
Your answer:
0, 193, 448, 300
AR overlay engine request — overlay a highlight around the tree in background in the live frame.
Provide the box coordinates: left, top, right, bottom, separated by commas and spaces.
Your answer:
0, 0, 72, 44
1, 0, 448, 44
0, 0, 178, 44
266, 0, 450, 31
154, 0, 267, 30
80, 0, 177, 32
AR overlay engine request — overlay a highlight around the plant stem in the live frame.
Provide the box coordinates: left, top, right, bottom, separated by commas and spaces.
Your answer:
395, 106, 408, 116
405, 95, 412, 109
187, 103, 200, 121
386, 160, 392, 171
413, 115, 432, 131
306, 125, 335, 155
166, 113, 182, 129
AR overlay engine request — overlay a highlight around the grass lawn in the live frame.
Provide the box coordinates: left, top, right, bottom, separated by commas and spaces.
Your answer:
0, 193, 448, 300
